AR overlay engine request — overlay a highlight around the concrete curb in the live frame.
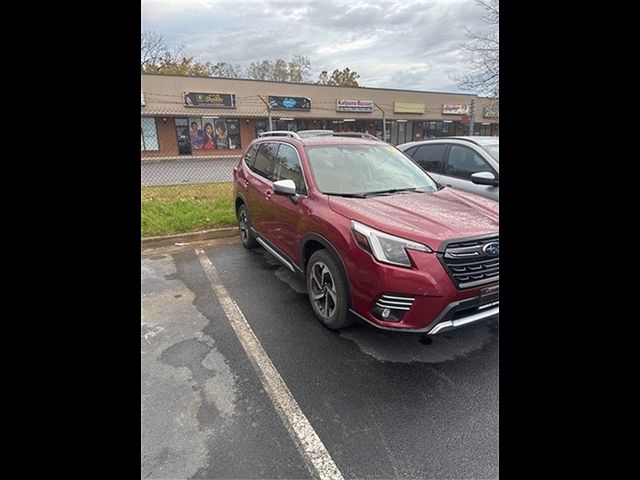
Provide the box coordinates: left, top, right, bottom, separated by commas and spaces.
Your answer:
142, 227, 238, 249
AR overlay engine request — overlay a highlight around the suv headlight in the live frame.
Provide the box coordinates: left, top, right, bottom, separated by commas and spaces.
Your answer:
351, 220, 432, 267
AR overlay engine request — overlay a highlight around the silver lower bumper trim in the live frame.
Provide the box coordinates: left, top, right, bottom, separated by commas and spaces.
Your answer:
349, 304, 499, 334
427, 306, 499, 334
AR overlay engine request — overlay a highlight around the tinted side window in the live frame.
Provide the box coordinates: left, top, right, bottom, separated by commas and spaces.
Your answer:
244, 144, 259, 168
252, 143, 278, 180
273, 144, 307, 195
412, 144, 447, 173
445, 145, 489, 180
403, 146, 417, 157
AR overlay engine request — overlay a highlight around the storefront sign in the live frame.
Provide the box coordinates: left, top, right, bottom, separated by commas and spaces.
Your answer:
484, 106, 499, 118
442, 104, 469, 115
394, 102, 425, 114
268, 96, 311, 110
184, 92, 236, 108
336, 99, 373, 112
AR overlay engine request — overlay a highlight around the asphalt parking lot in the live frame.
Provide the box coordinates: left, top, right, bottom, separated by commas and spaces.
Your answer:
141, 237, 499, 479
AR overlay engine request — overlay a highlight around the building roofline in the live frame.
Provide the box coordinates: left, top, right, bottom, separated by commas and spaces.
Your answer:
140, 72, 485, 97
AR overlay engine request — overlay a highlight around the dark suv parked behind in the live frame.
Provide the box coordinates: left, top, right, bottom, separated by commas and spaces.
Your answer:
233, 131, 499, 334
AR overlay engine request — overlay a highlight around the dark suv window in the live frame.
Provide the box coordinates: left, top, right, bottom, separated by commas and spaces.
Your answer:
412, 144, 447, 173
273, 144, 307, 195
445, 145, 489, 180
252, 142, 279, 180
244, 144, 259, 168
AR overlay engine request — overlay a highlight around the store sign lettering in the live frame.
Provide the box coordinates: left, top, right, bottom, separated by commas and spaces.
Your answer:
282, 98, 296, 108
442, 104, 469, 115
268, 96, 311, 110
336, 99, 373, 112
184, 92, 236, 108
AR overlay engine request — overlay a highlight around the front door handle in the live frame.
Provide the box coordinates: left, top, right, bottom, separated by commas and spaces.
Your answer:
265, 190, 272, 199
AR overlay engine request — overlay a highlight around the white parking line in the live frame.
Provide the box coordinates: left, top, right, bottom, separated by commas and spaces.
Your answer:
195, 249, 344, 480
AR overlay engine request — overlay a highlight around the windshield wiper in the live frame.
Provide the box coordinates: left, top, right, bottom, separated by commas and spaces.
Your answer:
363, 187, 420, 197
323, 192, 368, 198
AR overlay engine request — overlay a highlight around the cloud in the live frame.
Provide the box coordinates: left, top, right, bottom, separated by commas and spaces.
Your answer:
141, 0, 494, 92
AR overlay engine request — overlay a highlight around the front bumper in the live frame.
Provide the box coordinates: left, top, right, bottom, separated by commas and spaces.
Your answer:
344, 244, 499, 333
350, 294, 499, 334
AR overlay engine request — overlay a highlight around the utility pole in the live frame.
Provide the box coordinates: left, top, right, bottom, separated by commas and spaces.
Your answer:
374, 102, 387, 141
258, 95, 273, 131
468, 99, 475, 136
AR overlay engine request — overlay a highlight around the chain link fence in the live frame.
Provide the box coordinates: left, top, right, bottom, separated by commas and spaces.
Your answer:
141, 110, 247, 236
141, 156, 240, 188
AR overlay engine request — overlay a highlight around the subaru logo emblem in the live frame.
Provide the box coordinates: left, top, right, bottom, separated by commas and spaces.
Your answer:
483, 242, 499, 257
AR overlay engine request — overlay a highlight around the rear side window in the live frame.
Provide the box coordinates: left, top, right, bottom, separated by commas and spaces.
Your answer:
273, 144, 307, 195
252, 143, 279, 180
244, 144, 259, 168
412, 144, 447, 173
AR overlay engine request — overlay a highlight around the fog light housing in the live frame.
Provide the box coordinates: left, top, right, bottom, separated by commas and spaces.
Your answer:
370, 294, 415, 322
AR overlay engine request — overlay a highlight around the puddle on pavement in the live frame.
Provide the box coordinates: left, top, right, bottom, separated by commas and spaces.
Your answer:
339, 319, 498, 364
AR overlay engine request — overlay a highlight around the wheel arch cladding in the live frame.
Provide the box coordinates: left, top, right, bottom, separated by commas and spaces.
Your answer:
301, 233, 353, 308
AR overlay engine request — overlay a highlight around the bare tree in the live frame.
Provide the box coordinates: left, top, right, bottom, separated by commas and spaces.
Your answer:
288, 55, 311, 83
246, 56, 311, 82
317, 70, 329, 85
208, 62, 244, 78
455, 0, 499, 98
141, 30, 165, 69
141, 30, 186, 73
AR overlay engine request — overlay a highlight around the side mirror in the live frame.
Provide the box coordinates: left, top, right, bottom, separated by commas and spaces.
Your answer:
273, 179, 297, 196
471, 171, 499, 186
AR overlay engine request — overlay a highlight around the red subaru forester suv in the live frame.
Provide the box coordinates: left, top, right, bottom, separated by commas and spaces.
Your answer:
232, 131, 499, 334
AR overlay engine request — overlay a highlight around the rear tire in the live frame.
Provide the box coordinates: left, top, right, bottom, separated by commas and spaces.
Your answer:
306, 249, 354, 330
238, 204, 258, 249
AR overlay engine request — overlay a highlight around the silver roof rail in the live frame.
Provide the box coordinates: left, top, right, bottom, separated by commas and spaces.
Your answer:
258, 130, 302, 140
296, 129, 335, 138
332, 132, 382, 141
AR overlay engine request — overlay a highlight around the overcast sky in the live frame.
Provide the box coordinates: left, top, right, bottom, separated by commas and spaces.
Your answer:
141, 0, 491, 93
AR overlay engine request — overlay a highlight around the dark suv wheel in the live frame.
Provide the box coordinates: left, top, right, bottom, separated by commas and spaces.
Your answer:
306, 249, 354, 329
238, 204, 258, 249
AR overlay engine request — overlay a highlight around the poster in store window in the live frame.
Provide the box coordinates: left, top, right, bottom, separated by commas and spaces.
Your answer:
189, 117, 204, 150
214, 120, 230, 149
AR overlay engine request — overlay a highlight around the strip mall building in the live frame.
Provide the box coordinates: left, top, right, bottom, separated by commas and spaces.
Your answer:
141, 73, 499, 159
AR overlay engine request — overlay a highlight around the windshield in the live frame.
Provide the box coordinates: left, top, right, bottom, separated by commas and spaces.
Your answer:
482, 143, 499, 163
306, 144, 438, 196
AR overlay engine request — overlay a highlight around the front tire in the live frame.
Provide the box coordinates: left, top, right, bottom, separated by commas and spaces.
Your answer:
306, 249, 354, 330
238, 204, 258, 249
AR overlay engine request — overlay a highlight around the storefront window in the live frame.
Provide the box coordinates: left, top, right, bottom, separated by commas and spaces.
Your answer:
141, 117, 159, 151
337, 120, 367, 132
255, 120, 268, 137
474, 123, 493, 136
424, 121, 457, 138
374, 120, 391, 141
390, 121, 413, 145
183, 117, 242, 152
273, 119, 309, 132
